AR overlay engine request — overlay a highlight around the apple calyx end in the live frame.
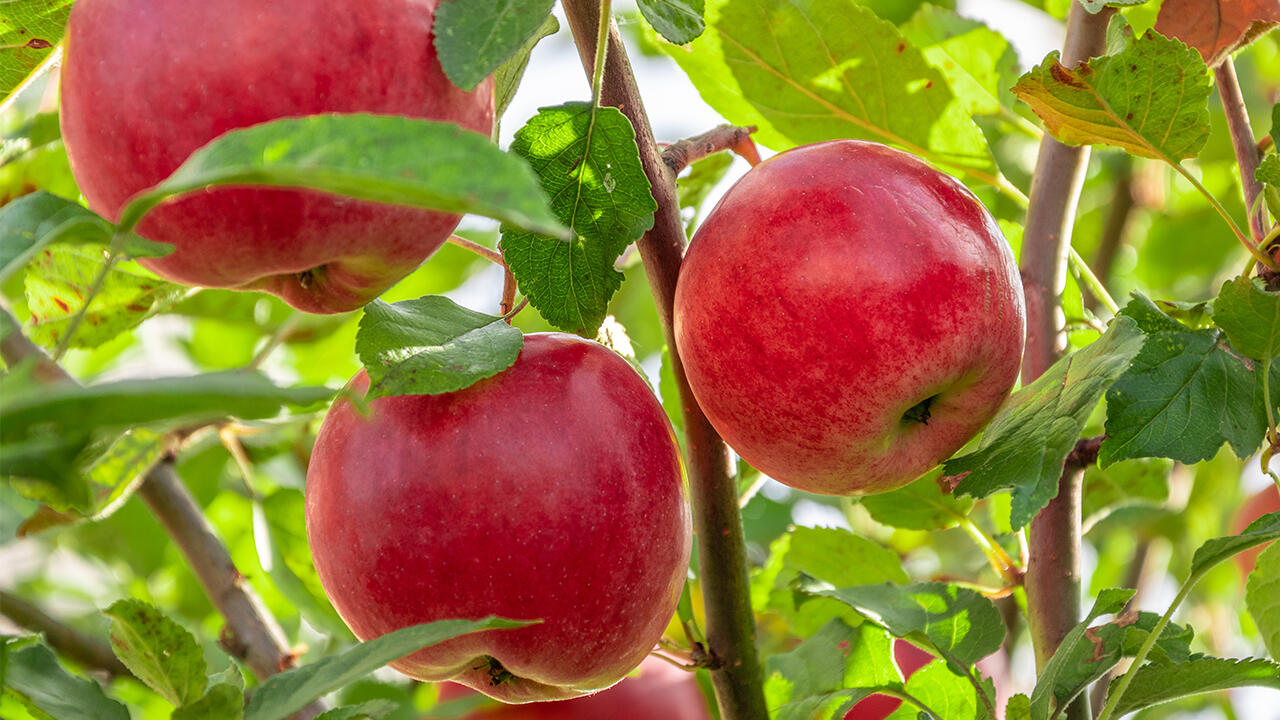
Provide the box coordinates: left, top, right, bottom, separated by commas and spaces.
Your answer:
901, 395, 937, 426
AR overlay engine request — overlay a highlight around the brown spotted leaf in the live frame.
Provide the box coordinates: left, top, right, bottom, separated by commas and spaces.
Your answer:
1012, 31, 1211, 162
23, 244, 186, 350
1155, 0, 1280, 67
0, 0, 72, 103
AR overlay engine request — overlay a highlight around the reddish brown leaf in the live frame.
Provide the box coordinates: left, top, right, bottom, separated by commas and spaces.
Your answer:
1155, 0, 1280, 67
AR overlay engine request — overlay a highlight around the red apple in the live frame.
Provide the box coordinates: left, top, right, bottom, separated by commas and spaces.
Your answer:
442, 656, 712, 719
673, 140, 1025, 496
60, 0, 493, 313
1232, 484, 1280, 578
305, 333, 692, 702
844, 639, 933, 719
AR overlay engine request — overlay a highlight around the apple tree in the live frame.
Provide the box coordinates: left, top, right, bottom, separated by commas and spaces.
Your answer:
1, 0, 1278, 719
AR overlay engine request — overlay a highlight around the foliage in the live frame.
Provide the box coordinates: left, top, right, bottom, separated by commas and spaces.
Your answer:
2, 1, 1278, 719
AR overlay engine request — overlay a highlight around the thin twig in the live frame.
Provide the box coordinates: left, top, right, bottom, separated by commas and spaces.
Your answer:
247, 313, 301, 370
445, 234, 505, 265
500, 266, 517, 318
1086, 159, 1136, 313
0, 306, 324, 718
1020, 7, 1113, 720
1214, 59, 1268, 249
0, 590, 134, 679
558, 3, 769, 718
661, 125, 760, 175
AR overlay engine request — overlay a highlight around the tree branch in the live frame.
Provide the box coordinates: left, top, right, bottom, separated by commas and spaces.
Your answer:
1020, 5, 1113, 720
661, 124, 760, 175
0, 590, 133, 679
1085, 158, 1135, 314
0, 307, 323, 718
1214, 59, 1268, 248
556, 4, 768, 718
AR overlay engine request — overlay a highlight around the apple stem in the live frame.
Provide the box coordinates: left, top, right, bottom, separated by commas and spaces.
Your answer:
660, 124, 760, 175
0, 304, 326, 718
1020, 6, 1113, 720
559, 4, 770, 719
1214, 59, 1269, 252
445, 233, 506, 266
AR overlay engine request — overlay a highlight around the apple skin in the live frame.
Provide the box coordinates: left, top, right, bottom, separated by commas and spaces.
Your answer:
1232, 484, 1280, 578
673, 140, 1025, 496
442, 657, 712, 719
843, 639, 933, 720
305, 333, 692, 703
60, 0, 493, 314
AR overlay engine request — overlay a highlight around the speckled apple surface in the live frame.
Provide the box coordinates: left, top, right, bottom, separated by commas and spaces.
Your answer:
60, 0, 493, 313
674, 140, 1025, 496
306, 334, 692, 702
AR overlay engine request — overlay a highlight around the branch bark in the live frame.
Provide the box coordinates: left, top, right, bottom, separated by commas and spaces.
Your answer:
556, 4, 768, 718
0, 307, 322, 718
1214, 59, 1267, 247
661, 124, 760, 175
0, 590, 133, 679
1020, 5, 1113, 720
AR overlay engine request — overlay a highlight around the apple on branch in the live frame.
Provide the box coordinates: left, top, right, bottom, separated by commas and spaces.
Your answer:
60, 0, 493, 313
674, 140, 1026, 496
306, 333, 692, 703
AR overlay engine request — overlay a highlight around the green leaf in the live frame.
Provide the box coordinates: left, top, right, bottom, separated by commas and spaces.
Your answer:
752, 527, 909, 635
1215, 276, 1280, 362
355, 296, 523, 399
1026, 590, 1199, 720
1104, 657, 1280, 717
1082, 457, 1171, 530
172, 682, 244, 720
900, 5, 1020, 117
1190, 511, 1280, 578
253, 489, 349, 636
81, 428, 166, 517
1011, 31, 1211, 161
1, 372, 334, 445
0, 191, 169, 284
1100, 299, 1273, 465
314, 701, 401, 720
885, 659, 985, 720
945, 316, 1145, 530
23, 244, 186, 350
860, 470, 974, 531
1248, 539, 1280, 658
0, 1, 71, 103
638, 0, 706, 44
1259, 153, 1280, 185
764, 619, 895, 720
244, 618, 529, 720
2, 642, 130, 720
1006, 694, 1031, 720
1079, 0, 1149, 11
118, 114, 566, 240
1, 433, 94, 511
433, 0, 556, 92
493, 15, 560, 122
804, 582, 1005, 667
103, 599, 207, 707
654, 0, 1000, 184
500, 103, 656, 333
